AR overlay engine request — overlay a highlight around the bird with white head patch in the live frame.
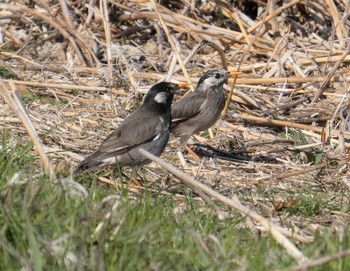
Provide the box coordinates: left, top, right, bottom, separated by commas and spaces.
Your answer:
171, 68, 239, 147
75, 81, 188, 173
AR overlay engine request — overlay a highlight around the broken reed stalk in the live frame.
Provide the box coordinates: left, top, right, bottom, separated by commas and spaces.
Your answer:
246, 0, 303, 34
59, 0, 74, 29
231, 113, 324, 132
151, 0, 195, 92
132, 73, 346, 86
221, 0, 268, 116
0, 80, 56, 179
138, 148, 308, 263
232, 76, 346, 85
312, 42, 350, 102
100, 0, 113, 84
275, 163, 327, 179
324, 0, 347, 47
0, 117, 21, 123
1, 50, 99, 74
4, 75, 346, 98
1, 79, 127, 95
0, 3, 86, 65
238, 54, 350, 70
232, 113, 350, 144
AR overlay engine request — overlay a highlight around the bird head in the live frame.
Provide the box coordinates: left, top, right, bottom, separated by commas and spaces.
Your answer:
144, 82, 188, 107
197, 69, 240, 89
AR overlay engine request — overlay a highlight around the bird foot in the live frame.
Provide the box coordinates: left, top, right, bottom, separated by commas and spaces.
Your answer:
131, 178, 143, 187
121, 171, 144, 187
184, 145, 201, 161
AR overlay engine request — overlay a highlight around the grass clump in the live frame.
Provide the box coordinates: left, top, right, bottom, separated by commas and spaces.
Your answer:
0, 137, 350, 271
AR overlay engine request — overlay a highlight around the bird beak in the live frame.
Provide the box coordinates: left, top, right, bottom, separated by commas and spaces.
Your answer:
228, 71, 240, 77
177, 83, 189, 88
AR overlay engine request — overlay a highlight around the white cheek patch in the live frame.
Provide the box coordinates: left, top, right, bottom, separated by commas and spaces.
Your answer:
154, 92, 168, 103
203, 76, 221, 87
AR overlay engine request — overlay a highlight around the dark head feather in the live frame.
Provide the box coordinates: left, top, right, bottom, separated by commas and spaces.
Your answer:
143, 82, 177, 105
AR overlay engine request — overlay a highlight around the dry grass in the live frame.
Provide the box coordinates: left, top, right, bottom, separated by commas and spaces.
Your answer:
1, 0, 350, 267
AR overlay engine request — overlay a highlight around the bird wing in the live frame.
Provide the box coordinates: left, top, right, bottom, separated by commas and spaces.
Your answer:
94, 109, 165, 156
171, 92, 207, 127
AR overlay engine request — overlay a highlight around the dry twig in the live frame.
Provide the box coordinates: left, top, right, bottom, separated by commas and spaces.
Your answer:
139, 148, 308, 263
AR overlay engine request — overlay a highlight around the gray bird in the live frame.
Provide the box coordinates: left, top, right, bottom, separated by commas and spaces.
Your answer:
171, 69, 237, 146
76, 82, 186, 172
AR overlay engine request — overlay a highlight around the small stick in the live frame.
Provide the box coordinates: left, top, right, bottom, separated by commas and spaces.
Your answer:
275, 163, 327, 179
235, 114, 350, 141
312, 43, 350, 102
263, 96, 308, 114
100, 0, 113, 84
325, 0, 347, 47
0, 117, 21, 123
290, 248, 350, 271
106, 0, 137, 13
86, 0, 97, 24
16, 25, 33, 55
231, 113, 324, 133
165, 52, 179, 81
59, 0, 75, 29
246, 0, 303, 34
234, 89, 263, 110
139, 148, 308, 263
173, 43, 203, 74
301, 129, 350, 147
154, 23, 164, 63
205, 42, 228, 70
231, 12, 252, 46
256, 157, 349, 181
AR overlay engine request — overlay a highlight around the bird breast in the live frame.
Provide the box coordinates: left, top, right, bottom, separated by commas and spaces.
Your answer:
154, 116, 169, 141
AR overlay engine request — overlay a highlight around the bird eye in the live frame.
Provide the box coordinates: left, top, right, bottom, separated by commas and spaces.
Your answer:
215, 73, 220, 79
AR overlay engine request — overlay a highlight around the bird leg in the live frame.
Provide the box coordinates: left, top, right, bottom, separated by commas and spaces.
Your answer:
131, 178, 143, 187
125, 167, 144, 187
184, 145, 201, 161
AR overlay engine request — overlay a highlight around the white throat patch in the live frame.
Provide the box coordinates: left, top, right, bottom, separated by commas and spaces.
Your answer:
154, 92, 168, 103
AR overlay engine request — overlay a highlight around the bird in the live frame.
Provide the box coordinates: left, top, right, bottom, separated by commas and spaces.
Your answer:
171, 69, 238, 147
75, 82, 187, 173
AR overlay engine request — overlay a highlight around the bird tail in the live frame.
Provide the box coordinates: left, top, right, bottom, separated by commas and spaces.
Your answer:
74, 152, 105, 173
74, 159, 99, 173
